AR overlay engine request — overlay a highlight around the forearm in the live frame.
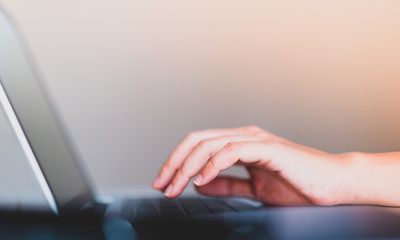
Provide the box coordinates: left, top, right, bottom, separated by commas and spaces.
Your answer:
341, 152, 400, 206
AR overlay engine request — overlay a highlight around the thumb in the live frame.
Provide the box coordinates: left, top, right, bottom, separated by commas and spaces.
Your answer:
195, 176, 255, 199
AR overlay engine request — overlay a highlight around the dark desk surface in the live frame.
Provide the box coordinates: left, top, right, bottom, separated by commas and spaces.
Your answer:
1, 205, 400, 240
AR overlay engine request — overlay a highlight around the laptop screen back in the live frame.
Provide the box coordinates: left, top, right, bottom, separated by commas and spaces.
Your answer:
0, 7, 94, 214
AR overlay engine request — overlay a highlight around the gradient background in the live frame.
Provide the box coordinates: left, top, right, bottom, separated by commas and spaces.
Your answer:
1, 0, 400, 205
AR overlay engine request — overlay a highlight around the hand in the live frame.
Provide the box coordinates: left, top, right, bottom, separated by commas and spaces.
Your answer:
152, 126, 352, 206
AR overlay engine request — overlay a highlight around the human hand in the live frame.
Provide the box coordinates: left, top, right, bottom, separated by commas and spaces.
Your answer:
152, 126, 352, 206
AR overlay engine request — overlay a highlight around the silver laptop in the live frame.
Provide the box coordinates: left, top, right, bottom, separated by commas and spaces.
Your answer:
0, 6, 264, 240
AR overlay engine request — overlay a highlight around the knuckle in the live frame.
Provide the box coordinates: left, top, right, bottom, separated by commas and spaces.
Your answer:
262, 140, 278, 147
260, 131, 272, 138
196, 139, 217, 157
244, 126, 272, 138
163, 161, 177, 172
248, 130, 266, 138
176, 167, 189, 179
224, 142, 240, 153
184, 132, 194, 140
184, 131, 200, 141
245, 125, 261, 132
257, 129, 271, 138
207, 157, 217, 169
197, 139, 210, 148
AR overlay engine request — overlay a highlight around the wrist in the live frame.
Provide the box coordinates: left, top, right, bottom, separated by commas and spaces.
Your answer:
333, 152, 366, 205
338, 151, 400, 206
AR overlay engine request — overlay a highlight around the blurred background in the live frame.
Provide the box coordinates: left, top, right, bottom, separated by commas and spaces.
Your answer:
0, 0, 400, 205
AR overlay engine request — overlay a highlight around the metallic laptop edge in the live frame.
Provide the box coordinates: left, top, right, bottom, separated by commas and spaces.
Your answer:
0, 5, 95, 216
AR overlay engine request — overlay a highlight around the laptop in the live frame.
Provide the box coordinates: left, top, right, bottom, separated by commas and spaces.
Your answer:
0, 6, 266, 240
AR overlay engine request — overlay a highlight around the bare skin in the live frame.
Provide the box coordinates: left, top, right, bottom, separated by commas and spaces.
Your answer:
152, 126, 400, 206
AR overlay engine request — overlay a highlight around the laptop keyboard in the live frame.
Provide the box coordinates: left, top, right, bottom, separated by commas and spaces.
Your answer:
121, 197, 260, 219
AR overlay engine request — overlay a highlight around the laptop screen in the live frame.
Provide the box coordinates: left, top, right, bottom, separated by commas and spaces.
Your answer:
0, 7, 95, 214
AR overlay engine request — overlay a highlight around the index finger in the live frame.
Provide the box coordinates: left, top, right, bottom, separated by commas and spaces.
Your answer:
152, 126, 256, 189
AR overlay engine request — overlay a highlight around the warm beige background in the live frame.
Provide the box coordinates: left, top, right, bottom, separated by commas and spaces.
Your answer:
1, 0, 400, 203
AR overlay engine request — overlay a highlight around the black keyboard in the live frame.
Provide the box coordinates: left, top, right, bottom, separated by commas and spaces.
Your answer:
121, 197, 260, 220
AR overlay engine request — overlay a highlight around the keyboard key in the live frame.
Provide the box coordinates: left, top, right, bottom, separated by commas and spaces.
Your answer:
178, 198, 211, 215
200, 198, 236, 213
159, 199, 186, 217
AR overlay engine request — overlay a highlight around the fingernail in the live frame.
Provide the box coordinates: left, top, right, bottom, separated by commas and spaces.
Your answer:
193, 174, 203, 186
152, 176, 161, 188
164, 184, 173, 197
